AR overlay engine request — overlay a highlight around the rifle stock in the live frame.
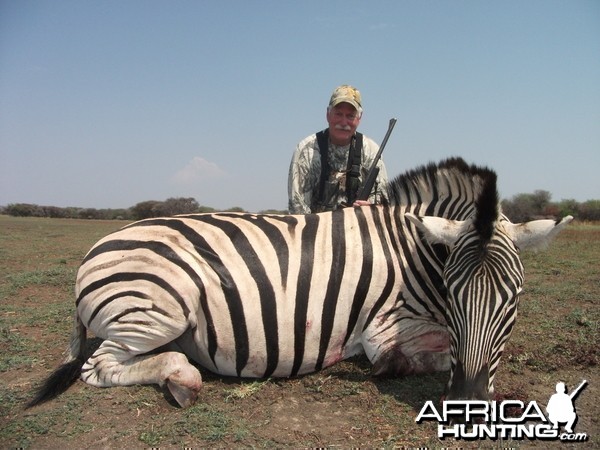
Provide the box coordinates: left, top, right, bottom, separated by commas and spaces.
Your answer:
356, 118, 396, 201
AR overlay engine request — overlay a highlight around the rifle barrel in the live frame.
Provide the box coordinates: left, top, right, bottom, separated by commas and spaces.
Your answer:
569, 379, 588, 399
376, 118, 397, 160
356, 118, 397, 201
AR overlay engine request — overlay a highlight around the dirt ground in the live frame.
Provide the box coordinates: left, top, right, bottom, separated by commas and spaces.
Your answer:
0, 216, 598, 448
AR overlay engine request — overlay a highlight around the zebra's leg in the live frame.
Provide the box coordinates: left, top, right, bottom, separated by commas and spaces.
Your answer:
81, 340, 202, 407
371, 346, 450, 376
365, 329, 450, 376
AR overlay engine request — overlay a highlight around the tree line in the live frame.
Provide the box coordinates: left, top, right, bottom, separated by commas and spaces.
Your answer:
2, 192, 599, 222
1, 197, 285, 221
501, 190, 600, 222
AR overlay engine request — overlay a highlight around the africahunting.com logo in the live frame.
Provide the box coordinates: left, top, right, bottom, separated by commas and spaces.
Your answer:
416, 379, 589, 443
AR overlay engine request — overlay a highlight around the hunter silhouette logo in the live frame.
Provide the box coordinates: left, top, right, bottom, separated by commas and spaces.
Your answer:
415, 379, 590, 442
546, 380, 587, 434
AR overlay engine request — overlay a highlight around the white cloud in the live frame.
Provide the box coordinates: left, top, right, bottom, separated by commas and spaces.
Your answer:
171, 157, 227, 185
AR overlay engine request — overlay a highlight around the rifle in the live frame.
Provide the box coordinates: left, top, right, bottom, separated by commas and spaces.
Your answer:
569, 379, 588, 400
356, 118, 397, 201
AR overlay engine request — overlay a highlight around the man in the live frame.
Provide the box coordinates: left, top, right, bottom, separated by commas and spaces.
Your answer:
546, 382, 578, 433
288, 85, 389, 214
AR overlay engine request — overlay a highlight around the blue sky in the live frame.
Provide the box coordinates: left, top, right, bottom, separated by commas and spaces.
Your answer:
1, 0, 599, 212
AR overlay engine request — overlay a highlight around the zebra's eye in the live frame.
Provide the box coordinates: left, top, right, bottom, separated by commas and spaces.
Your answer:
515, 286, 524, 297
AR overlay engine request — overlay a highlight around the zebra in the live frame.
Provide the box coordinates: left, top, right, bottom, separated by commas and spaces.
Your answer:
27, 157, 572, 408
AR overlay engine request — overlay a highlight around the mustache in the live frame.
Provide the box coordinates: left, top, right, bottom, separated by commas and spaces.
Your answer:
334, 124, 352, 131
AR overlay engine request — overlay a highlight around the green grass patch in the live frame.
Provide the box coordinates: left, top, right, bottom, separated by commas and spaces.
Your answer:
225, 379, 269, 402
4, 266, 75, 291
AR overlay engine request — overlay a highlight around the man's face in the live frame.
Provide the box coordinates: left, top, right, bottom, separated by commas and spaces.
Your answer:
326, 102, 361, 146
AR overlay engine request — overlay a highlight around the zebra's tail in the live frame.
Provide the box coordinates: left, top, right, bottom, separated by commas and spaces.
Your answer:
26, 312, 87, 408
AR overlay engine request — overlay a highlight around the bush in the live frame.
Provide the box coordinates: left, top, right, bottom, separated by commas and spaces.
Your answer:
5, 203, 45, 217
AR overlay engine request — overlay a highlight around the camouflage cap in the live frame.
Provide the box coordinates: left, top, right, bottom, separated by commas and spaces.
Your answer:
328, 85, 362, 112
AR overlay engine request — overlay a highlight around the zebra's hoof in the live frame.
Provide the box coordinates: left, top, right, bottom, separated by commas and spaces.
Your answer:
167, 378, 199, 408
371, 346, 413, 377
165, 360, 202, 408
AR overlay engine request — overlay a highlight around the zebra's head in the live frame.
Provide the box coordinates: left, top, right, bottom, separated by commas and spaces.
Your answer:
406, 200, 573, 402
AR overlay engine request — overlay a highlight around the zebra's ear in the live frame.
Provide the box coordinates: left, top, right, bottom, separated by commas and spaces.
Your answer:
405, 213, 468, 247
505, 215, 573, 251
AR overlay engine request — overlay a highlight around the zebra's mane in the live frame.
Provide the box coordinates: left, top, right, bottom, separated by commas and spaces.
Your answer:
386, 157, 499, 241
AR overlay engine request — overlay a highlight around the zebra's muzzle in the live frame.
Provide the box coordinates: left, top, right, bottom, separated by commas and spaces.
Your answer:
446, 360, 490, 402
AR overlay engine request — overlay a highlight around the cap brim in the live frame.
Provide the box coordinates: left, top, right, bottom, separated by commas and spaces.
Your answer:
330, 98, 361, 111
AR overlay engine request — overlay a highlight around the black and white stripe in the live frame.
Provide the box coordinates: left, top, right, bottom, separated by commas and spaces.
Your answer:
28, 157, 572, 408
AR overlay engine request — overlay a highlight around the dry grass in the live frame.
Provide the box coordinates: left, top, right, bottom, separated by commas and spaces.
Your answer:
0, 215, 597, 448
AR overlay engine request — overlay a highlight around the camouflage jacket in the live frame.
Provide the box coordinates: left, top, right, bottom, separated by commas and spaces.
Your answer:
288, 130, 389, 214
